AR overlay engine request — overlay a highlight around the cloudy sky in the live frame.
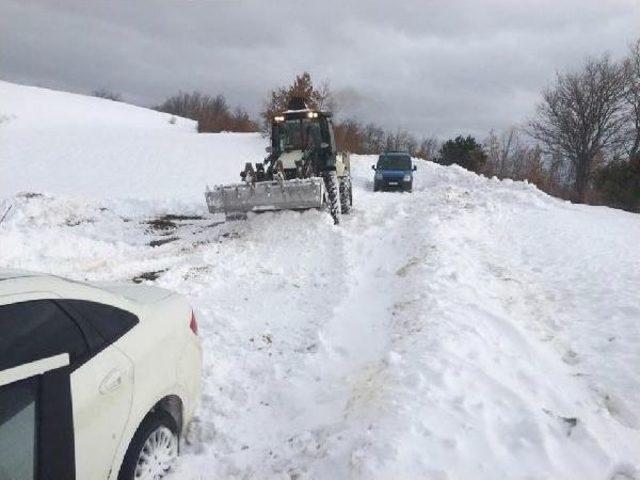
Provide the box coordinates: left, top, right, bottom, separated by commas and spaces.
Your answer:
1, 0, 639, 137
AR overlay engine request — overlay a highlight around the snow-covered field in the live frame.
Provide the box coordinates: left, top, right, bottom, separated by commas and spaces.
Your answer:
0, 81, 264, 205
2, 82, 640, 480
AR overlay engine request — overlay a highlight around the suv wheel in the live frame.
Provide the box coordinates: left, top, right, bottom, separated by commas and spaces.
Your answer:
118, 411, 178, 480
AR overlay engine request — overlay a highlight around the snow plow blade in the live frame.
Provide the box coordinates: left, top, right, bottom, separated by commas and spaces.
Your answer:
205, 177, 325, 220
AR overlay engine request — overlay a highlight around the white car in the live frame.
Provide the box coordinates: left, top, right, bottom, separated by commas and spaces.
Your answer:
0, 270, 202, 480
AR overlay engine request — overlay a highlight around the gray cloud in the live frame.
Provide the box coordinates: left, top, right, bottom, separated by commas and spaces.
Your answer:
1, 0, 639, 138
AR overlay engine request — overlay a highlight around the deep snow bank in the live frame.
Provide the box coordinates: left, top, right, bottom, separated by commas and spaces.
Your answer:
0, 80, 266, 204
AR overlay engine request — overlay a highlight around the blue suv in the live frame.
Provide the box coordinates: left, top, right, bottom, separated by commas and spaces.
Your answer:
372, 152, 416, 192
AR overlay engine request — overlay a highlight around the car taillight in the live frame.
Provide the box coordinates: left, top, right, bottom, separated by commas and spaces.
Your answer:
189, 311, 199, 336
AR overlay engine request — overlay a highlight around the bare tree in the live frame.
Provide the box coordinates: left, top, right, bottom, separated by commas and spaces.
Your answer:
415, 136, 439, 161
529, 55, 627, 200
622, 39, 640, 160
316, 79, 337, 113
482, 127, 572, 196
387, 128, 413, 152
155, 91, 258, 133
485, 128, 519, 177
229, 106, 259, 132
261, 72, 336, 131
334, 118, 363, 152
92, 88, 122, 101
362, 123, 386, 153
198, 94, 230, 132
404, 132, 418, 156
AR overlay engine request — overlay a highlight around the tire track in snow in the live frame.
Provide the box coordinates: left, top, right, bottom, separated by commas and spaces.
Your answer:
267, 172, 450, 478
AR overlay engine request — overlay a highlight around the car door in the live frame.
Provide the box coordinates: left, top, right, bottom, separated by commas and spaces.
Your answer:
0, 376, 40, 480
70, 345, 134, 479
62, 301, 137, 480
0, 297, 87, 480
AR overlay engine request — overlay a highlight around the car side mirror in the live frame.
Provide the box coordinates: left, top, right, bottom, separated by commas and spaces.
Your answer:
265, 146, 272, 153
371, 165, 376, 171
413, 165, 417, 171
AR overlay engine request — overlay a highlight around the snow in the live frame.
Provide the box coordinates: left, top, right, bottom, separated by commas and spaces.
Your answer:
2, 81, 640, 480
0, 81, 265, 204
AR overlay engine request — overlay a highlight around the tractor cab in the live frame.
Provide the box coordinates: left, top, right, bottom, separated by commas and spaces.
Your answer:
272, 111, 334, 153
269, 105, 337, 178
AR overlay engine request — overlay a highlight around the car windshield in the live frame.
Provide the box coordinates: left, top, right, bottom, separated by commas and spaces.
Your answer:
377, 155, 411, 170
279, 119, 321, 151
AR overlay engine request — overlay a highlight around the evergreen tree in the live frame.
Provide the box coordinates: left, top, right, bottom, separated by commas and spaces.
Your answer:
438, 135, 487, 173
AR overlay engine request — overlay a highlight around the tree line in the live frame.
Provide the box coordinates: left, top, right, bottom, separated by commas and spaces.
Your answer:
149, 73, 438, 160
108, 37, 639, 213
529, 40, 640, 208
154, 91, 258, 133
466, 39, 639, 212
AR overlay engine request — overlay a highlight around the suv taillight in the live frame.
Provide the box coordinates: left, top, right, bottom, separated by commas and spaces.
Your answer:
189, 311, 199, 336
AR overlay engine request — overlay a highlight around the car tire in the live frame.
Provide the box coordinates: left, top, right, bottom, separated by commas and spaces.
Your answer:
118, 410, 179, 480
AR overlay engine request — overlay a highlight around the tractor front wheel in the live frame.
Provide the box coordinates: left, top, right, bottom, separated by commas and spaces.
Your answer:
324, 171, 341, 225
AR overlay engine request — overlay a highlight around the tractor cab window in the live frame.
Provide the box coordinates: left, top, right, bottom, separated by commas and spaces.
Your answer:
279, 119, 320, 151
305, 122, 321, 150
281, 120, 301, 150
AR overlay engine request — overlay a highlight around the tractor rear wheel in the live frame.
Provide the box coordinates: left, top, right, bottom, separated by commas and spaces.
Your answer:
339, 175, 352, 214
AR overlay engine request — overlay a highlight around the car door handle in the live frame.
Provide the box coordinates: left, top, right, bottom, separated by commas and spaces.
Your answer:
99, 369, 123, 394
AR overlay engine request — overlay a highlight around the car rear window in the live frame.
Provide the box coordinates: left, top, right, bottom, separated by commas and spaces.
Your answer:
0, 300, 87, 371
60, 300, 138, 345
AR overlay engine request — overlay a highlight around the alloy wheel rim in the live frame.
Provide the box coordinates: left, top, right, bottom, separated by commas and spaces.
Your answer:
134, 425, 177, 479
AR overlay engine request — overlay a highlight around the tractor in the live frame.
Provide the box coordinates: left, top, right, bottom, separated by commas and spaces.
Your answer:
205, 98, 352, 224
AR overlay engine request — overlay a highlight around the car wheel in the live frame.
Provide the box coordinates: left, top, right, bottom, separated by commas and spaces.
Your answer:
118, 411, 178, 480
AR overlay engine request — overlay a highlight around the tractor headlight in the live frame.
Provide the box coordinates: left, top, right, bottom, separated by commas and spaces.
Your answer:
375, 173, 383, 180
403, 174, 411, 182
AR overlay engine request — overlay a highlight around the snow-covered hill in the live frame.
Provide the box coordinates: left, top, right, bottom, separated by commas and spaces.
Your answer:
0, 81, 265, 204
2, 82, 640, 480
